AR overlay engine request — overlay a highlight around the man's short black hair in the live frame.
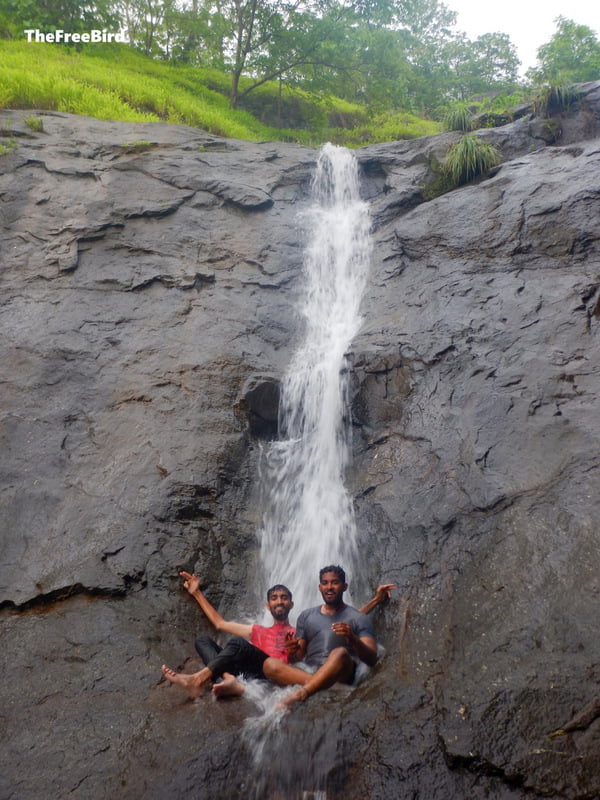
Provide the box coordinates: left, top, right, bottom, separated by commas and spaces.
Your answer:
319, 565, 346, 583
266, 584, 292, 601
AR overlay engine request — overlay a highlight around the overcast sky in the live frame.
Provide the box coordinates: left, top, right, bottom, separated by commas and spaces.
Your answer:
447, 0, 600, 74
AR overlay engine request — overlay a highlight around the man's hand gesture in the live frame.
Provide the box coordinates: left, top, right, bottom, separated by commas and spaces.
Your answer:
374, 584, 396, 603
284, 631, 302, 661
180, 571, 200, 595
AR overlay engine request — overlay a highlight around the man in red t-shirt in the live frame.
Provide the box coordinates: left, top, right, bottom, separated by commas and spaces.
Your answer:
161, 572, 296, 698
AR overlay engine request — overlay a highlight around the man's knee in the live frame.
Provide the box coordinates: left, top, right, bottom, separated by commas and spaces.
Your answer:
328, 646, 352, 666
326, 647, 354, 681
223, 635, 246, 653
195, 634, 219, 657
262, 657, 281, 679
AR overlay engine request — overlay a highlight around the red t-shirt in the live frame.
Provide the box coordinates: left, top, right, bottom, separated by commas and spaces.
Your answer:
250, 622, 296, 662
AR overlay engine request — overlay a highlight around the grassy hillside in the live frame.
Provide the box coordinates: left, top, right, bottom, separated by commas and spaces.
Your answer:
0, 40, 439, 145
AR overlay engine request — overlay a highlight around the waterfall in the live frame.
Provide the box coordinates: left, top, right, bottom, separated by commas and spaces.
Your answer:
258, 143, 372, 617
241, 143, 371, 800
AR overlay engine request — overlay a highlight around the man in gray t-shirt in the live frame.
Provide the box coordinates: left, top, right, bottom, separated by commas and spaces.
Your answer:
296, 604, 375, 668
262, 565, 379, 709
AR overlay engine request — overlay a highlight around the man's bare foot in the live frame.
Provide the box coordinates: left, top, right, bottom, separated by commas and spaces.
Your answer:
212, 673, 245, 699
276, 686, 310, 710
161, 664, 212, 699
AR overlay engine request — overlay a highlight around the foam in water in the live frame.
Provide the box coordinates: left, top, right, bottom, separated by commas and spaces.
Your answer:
258, 142, 371, 617
242, 678, 340, 799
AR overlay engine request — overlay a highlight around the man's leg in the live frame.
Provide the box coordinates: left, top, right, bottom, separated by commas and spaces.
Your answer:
193, 635, 246, 698
161, 634, 223, 698
204, 635, 268, 680
208, 636, 272, 699
161, 635, 223, 698
161, 635, 240, 700
275, 648, 355, 709
194, 634, 222, 665
162, 636, 269, 700
263, 658, 312, 687
161, 663, 213, 698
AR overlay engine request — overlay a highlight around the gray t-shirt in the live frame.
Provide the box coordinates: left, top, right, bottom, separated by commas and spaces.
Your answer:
296, 604, 375, 668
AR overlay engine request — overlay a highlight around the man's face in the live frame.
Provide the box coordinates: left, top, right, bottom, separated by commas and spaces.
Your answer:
266, 589, 293, 621
319, 571, 347, 607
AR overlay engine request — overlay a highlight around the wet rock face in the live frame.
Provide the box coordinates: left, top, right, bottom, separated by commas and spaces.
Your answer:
1, 84, 600, 799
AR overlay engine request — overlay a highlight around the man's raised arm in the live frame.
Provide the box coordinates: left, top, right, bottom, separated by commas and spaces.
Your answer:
179, 571, 252, 638
358, 583, 396, 615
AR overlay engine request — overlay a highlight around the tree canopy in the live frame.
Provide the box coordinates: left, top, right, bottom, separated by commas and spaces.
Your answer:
528, 17, 600, 84
3, 0, 597, 116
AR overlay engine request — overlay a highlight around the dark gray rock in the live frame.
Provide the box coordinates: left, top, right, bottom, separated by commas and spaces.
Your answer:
1, 82, 600, 799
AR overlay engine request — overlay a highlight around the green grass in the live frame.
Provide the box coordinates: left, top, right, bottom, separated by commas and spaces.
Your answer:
328, 111, 439, 146
0, 40, 439, 145
0, 40, 283, 139
0, 138, 17, 155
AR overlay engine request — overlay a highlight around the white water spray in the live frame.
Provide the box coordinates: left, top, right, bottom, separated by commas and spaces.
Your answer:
258, 143, 371, 616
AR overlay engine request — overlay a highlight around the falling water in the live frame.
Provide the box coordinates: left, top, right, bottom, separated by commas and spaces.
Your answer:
258, 143, 372, 616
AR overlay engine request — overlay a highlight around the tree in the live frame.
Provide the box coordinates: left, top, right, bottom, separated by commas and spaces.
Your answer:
116, 0, 176, 56
1, 0, 528, 121
436, 31, 520, 101
349, 25, 413, 109
0, 0, 119, 36
175, 0, 361, 108
390, 0, 457, 111
165, 0, 226, 65
470, 32, 520, 86
528, 16, 600, 83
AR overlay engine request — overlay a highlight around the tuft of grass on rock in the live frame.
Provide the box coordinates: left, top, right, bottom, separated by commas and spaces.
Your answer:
532, 82, 580, 118
443, 134, 501, 186
0, 138, 17, 155
423, 134, 502, 199
121, 139, 155, 153
24, 115, 44, 132
442, 104, 473, 132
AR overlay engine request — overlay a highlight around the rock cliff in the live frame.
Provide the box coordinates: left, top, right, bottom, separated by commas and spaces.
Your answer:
1, 83, 600, 799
